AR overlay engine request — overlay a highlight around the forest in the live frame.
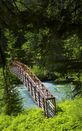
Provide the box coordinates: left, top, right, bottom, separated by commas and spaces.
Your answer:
0, 0, 82, 130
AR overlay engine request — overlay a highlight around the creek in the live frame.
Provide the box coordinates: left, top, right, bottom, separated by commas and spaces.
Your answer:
17, 82, 75, 108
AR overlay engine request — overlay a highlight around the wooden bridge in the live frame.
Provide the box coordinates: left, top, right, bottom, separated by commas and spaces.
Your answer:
10, 61, 56, 117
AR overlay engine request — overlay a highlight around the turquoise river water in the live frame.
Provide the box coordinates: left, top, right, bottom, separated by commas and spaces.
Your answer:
17, 82, 75, 108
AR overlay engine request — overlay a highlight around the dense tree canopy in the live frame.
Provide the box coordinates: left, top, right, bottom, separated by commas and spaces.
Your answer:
0, 0, 82, 34
0, 0, 82, 117
0, 0, 82, 80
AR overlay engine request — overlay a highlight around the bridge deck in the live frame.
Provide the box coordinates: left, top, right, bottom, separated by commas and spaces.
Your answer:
10, 61, 56, 117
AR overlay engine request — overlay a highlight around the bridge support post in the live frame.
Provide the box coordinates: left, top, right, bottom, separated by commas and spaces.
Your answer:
28, 80, 30, 91
42, 98, 46, 115
45, 100, 48, 117
34, 86, 36, 101
52, 98, 56, 113
30, 82, 33, 96
38, 92, 41, 107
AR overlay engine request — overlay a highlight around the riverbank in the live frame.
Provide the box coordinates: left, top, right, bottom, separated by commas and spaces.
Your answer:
0, 97, 82, 131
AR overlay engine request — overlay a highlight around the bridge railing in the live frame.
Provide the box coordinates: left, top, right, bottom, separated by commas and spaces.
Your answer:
10, 60, 56, 117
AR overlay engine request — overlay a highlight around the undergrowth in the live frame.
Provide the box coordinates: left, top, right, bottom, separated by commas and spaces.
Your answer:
0, 97, 82, 131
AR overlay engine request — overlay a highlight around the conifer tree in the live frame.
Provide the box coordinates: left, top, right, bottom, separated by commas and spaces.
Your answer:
0, 29, 22, 115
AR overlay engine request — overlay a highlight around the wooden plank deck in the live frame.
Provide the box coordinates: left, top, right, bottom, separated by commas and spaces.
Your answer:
10, 60, 56, 117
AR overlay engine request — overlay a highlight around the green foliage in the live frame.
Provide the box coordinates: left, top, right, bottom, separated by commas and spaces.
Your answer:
63, 34, 82, 96
4, 29, 17, 61
0, 97, 82, 131
64, 34, 82, 59
0, 67, 22, 115
0, 29, 23, 115
15, 0, 27, 11
0, 0, 82, 33
32, 65, 47, 80
3, 67, 23, 116
0, 68, 4, 113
